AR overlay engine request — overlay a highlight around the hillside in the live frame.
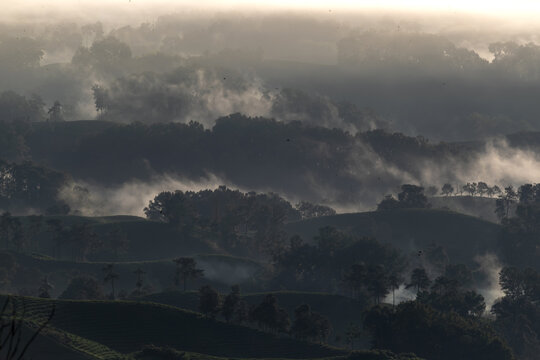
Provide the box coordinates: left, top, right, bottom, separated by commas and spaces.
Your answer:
18, 215, 217, 262
285, 209, 501, 266
140, 290, 371, 347
7, 251, 264, 297
8, 296, 344, 359
428, 196, 498, 223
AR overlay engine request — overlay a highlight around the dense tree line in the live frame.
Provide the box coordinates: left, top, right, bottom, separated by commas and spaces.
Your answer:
145, 186, 333, 258
0, 160, 70, 214
496, 183, 540, 269
364, 301, 512, 360
196, 284, 332, 343
492, 266, 540, 360
272, 227, 405, 294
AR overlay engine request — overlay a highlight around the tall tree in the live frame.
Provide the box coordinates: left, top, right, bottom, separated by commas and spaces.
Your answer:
463, 182, 477, 196
173, 257, 204, 291
477, 182, 489, 197
250, 294, 290, 333
103, 264, 119, 299
47, 101, 64, 122
397, 184, 429, 208
221, 285, 241, 323
388, 272, 403, 308
366, 265, 390, 305
133, 267, 146, 295
198, 285, 221, 318
406, 268, 431, 294
441, 183, 454, 197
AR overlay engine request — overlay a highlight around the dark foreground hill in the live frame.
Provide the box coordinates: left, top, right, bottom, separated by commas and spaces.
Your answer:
285, 209, 501, 266
12, 296, 341, 358
5, 295, 423, 360
140, 290, 371, 347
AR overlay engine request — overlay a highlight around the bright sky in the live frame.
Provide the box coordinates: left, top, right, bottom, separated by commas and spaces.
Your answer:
6, 0, 540, 15
4, 0, 540, 27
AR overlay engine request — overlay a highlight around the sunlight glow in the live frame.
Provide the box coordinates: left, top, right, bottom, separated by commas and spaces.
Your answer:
7, 0, 540, 16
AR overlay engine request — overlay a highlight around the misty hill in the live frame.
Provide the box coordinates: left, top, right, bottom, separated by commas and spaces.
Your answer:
428, 196, 498, 223
6, 250, 264, 298
5, 116, 540, 213
285, 209, 501, 266
17, 214, 218, 261
0, 116, 482, 212
140, 290, 371, 347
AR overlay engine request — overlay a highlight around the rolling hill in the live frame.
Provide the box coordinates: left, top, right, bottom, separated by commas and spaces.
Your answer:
285, 209, 501, 266
8, 296, 344, 359
140, 290, 371, 347
6, 251, 265, 298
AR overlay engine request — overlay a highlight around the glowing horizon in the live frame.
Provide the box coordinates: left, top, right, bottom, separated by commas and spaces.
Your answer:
5, 0, 540, 16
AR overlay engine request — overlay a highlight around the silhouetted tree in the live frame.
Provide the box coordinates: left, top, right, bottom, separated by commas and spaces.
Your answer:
426, 186, 438, 197
444, 264, 473, 287
37, 277, 53, 298
477, 182, 489, 196
441, 183, 454, 196
398, 184, 429, 208
417, 275, 485, 317
60, 276, 105, 300
295, 201, 336, 219
365, 302, 512, 360
47, 101, 64, 122
221, 285, 241, 323
496, 186, 518, 220
291, 304, 331, 343
133, 267, 146, 296
463, 182, 477, 196
490, 185, 502, 198
250, 294, 290, 333
198, 285, 221, 318
406, 268, 431, 294
103, 264, 119, 299
388, 272, 403, 308
377, 195, 400, 210
343, 263, 367, 299
345, 322, 362, 350
92, 84, 110, 115
366, 265, 390, 305
173, 257, 204, 291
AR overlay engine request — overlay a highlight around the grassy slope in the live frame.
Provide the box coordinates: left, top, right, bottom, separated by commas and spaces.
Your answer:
285, 209, 501, 265
7, 296, 344, 359
9, 251, 265, 297
140, 290, 370, 348
428, 196, 498, 223
20, 215, 216, 262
